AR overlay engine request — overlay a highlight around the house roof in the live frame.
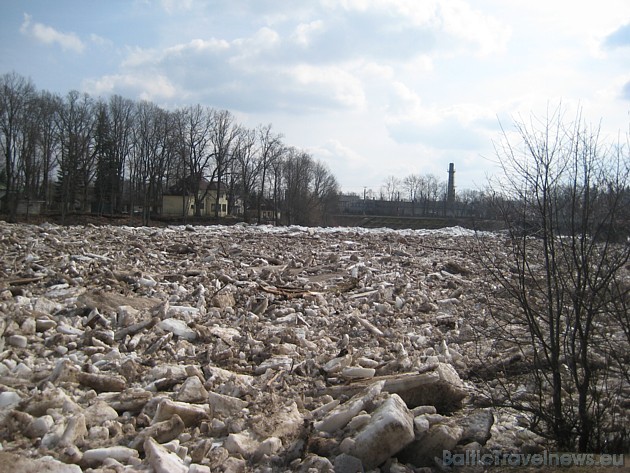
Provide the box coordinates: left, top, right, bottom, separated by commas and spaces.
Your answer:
246, 197, 276, 211
164, 177, 226, 196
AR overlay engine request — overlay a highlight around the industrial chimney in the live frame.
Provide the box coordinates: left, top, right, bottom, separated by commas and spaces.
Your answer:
447, 163, 455, 204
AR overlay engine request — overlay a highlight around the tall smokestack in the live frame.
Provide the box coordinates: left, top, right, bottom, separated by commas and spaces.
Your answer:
447, 163, 455, 204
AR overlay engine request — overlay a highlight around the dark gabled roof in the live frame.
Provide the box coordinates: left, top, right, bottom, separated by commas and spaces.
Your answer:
246, 197, 276, 211
164, 177, 226, 196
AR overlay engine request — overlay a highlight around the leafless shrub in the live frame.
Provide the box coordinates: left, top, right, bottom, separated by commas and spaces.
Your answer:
474, 105, 630, 452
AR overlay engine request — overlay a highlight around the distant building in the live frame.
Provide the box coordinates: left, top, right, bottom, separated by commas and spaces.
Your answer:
245, 198, 281, 223
337, 193, 364, 214
162, 178, 229, 217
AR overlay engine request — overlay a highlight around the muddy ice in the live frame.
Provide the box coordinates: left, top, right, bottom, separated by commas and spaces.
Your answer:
0, 222, 546, 472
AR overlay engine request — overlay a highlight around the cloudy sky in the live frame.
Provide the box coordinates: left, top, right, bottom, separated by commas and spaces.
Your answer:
1, 1, 629, 193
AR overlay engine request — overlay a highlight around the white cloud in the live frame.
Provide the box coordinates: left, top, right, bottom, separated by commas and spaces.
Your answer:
387, 81, 423, 116
104, 23, 369, 112
83, 0, 511, 117
316, 139, 365, 166
83, 73, 177, 101
121, 38, 230, 70
161, 0, 195, 14
121, 46, 160, 68
90, 34, 112, 47
230, 27, 281, 64
434, 1, 510, 56
292, 20, 325, 46
3, 0, 629, 197
358, 61, 395, 80
288, 64, 366, 109
320, 0, 510, 57
47, 0, 626, 192
383, 80, 496, 150
166, 38, 231, 56
20, 13, 85, 53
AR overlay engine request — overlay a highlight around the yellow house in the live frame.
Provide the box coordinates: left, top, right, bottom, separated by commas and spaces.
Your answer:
162, 178, 228, 217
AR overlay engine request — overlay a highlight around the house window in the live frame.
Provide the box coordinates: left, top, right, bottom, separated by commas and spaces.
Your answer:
221, 204, 227, 212
211, 204, 216, 212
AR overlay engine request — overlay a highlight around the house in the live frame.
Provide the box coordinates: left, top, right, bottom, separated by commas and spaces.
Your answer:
162, 178, 229, 217
245, 198, 281, 223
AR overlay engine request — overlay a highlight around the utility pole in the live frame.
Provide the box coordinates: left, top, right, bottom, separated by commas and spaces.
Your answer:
363, 187, 367, 215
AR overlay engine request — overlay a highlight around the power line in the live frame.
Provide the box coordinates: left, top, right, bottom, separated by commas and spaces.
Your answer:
340, 184, 383, 189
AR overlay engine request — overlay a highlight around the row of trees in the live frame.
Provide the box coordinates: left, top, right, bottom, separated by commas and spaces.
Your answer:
0, 72, 339, 225
380, 173, 447, 204
348, 173, 493, 219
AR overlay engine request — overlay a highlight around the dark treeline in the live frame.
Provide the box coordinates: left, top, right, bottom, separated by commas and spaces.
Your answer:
0, 72, 339, 225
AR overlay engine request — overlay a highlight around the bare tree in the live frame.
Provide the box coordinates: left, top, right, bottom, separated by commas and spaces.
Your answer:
106, 95, 135, 213
55, 90, 97, 220
256, 123, 284, 224
174, 105, 214, 217
282, 148, 311, 225
34, 91, 61, 208
280, 149, 338, 226
269, 148, 285, 226
129, 101, 173, 224
415, 174, 444, 216
209, 109, 239, 218
15, 93, 40, 217
232, 127, 259, 222
382, 175, 401, 202
0, 72, 37, 220
478, 106, 630, 452
310, 159, 340, 225
403, 174, 422, 215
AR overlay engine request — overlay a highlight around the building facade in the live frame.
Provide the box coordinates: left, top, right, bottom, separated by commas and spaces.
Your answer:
161, 178, 229, 217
